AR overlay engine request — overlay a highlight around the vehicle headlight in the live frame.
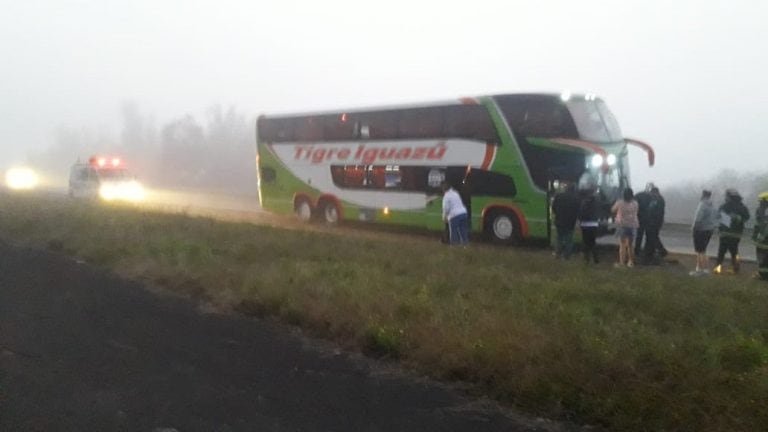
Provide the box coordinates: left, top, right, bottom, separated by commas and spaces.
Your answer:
591, 154, 604, 168
99, 183, 118, 201
125, 180, 145, 202
606, 154, 617, 166
5, 167, 39, 190
99, 181, 145, 202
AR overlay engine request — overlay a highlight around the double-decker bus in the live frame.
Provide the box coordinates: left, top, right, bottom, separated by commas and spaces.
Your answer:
255, 93, 654, 244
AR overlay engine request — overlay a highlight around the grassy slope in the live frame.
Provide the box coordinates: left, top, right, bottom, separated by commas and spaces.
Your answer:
1, 192, 767, 432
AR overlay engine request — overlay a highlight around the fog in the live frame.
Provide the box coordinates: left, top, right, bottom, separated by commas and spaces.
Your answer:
1, 0, 767, 198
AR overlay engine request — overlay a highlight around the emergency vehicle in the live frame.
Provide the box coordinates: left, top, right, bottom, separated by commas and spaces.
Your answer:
68, 156, 145, 202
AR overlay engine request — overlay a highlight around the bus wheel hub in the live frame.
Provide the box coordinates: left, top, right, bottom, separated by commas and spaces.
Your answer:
493, 216, 513, 239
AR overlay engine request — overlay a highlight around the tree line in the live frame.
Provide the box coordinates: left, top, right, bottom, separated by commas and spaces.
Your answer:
29, 102, 257, 194
662, 169, 768, 225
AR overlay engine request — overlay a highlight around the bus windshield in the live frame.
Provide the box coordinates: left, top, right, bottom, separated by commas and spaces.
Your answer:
566, 99, 623, 143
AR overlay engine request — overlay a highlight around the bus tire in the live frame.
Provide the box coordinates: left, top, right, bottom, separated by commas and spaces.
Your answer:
294, 197, 313, 223
318, 199, 341, 225
485, 210, 521, 245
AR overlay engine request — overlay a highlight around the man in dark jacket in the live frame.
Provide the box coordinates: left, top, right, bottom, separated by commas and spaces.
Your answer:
552, 183, 580, 259
578, 188, 600, 264
714, 189, 751, 274
753, 192, 768, 280
634, 186, 652, 257
642, 186, 667, 264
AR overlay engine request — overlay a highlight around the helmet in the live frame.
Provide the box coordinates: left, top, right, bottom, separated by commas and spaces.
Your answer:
725, 188, 741, 198
759, 191, 768, 201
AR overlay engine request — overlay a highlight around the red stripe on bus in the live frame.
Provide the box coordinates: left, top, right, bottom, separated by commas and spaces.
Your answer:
625, 138, 655, 167
481, 144, 495, 170
550, 138, 607, 156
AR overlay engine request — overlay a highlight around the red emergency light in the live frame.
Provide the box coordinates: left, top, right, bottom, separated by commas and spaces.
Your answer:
89, 156, 123, 168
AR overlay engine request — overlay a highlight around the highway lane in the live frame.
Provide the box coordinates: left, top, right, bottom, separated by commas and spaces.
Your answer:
600, 223, 757, 263
0, 240, 576, 432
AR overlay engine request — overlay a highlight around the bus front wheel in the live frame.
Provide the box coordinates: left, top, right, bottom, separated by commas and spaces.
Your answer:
485, 211, 521, 245
294, 198, 313, 223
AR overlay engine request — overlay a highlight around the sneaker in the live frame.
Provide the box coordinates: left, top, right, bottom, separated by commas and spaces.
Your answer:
627, 261, 635, 268
689, 270, 703, 277
613, 262, 624, 269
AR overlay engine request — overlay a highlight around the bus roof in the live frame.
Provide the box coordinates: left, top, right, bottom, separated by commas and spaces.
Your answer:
258, 92, 598, 120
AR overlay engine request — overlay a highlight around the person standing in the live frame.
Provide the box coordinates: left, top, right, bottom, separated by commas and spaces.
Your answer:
643, 186, 667, 264
634, 185, 652, 257
753, 192, 768, 280
442, 180, 469, 246
690, 189, 718, 275
552, 183, 580, 259
612, 187, 639, 268
578, 188, 600, 264
714, 189, 750, 274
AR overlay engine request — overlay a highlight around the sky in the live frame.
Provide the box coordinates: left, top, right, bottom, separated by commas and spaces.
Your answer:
1, 0, 767, 187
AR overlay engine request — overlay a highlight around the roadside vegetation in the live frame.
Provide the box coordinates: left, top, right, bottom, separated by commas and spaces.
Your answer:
1, 192, 767, 432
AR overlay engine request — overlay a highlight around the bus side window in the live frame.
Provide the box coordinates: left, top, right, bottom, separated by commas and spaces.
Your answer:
359, 111, 398, 140
323, 114, 357, 141
444, 105, 499, 143
294, 116, 324, 142
260, 167, 276, 183
258, 117, 294, 142
331, 165, 366, 188
467, 169, 517, 198
398, 107, 444, 139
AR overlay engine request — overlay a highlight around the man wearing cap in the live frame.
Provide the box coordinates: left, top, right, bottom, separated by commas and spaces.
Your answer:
753, 192, 768, 280
714, 189, 751, 274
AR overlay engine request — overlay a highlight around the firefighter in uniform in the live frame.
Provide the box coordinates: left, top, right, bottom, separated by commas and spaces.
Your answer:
753, 192, 768, 280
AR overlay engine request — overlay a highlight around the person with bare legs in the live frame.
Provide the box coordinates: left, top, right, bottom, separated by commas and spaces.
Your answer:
690, 189, 717, 276
612, 188, 639, 268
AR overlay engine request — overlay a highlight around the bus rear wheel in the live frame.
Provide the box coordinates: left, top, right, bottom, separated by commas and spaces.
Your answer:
485, 210, 521, 245
319, 200, 340, 225
294, 198, 313, 223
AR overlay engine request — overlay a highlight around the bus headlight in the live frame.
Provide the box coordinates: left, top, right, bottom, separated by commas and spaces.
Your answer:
5, 167, 39, 190
606, 154, 617, 166
591, 154, 604, 168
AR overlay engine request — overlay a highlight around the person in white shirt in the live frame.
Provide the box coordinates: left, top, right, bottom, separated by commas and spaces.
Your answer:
442, 181, 469, 245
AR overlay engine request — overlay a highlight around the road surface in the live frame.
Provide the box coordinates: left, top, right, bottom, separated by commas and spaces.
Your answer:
0, 240, 579, 432
599, 223, 757, 262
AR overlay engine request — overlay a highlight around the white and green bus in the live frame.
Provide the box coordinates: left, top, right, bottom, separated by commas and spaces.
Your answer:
255, 93, 654, 244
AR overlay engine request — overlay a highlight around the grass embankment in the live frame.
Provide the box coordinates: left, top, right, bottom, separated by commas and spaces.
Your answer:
1, 193, 767, 432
